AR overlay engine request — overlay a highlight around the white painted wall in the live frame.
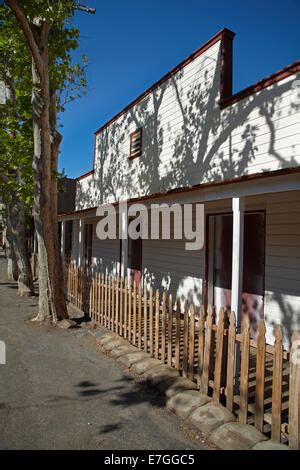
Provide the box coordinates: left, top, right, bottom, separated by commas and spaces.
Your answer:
70, 32, 300, 348
255, 191, 300, 347
69, 188, 300, 347
76, 37, 300, 211
141, 191, 300, 348
142, 238, 205, 308
92, 235, 120, 276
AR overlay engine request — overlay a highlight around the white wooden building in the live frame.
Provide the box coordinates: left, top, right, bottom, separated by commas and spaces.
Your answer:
58, 29, 300, 347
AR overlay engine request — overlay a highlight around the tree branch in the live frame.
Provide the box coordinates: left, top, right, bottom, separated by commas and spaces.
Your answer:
40, 19, 50, 48
6, 0, 44, 78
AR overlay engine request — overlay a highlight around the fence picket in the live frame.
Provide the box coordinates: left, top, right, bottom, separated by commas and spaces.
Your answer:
239, 315, 250, 425
89, 272, 95, 320
167, 294, 173, 367
132, 281, 137, 346
92, 272, 96, 322
144, 287, 148, 352
76, 268, 78, 306
101, 273, 105, 325
226, 311, 236, 412
119, 277, 123, 336
73, 267, 75, 305
75, 267, 78, 307
255, 320, 266, 432
104, 274, 107, 327
95, 273, 98, 320
212, 308, 225, 403
161, 291, 167, 363
138, 284, 142, 349
289, 331, 300, 449
115, 276, 119, 333
188, 305, 195, 381
91, 273, 95, 322
128, 279, 132, 342
197, 306, 205, 389
149, 287, 154, 357
182, 302, 189, 379
95, 272, 99, 322
154, 289, 160, 359
124, 278, 128, 339
175, 299, 181, 372
97, 273, 101, 325
107, 275, 111, 330
201, 305, 214, 394
95, 272, 98, 322
98, 273, 101, 323
271, 325, 283, 443
110, 274, 113, 330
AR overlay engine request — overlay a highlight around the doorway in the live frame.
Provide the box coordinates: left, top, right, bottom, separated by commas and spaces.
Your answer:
207, 211, 265, 337
127, 236, 142, 287
84, 223, 93, 268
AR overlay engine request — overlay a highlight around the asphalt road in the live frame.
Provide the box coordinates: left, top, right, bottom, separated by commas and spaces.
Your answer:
0, 251, 206, 450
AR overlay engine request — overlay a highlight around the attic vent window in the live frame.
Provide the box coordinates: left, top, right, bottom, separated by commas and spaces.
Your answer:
129, 128, 142, 159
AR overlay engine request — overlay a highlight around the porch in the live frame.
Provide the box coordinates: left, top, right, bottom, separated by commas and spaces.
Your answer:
59, 179, 300, 350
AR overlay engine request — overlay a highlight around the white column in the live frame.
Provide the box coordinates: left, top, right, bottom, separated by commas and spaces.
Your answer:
78, 218, 84, 267
61, 220, 66, 258
119, 203, 128, 277
231, 197, 245, 329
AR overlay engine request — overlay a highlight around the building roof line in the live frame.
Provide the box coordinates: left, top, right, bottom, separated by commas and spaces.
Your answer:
76, 29, 300, 181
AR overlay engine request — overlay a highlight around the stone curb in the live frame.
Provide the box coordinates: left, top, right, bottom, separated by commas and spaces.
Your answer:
209, 421, 268, 450
167, 390, 211, 420
87, 327, 289, 451
117, 351, 150, 368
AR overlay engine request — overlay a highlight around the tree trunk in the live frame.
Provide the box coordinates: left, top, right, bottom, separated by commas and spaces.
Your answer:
10, 197, 35, 296
32, 54, 68, 322
50, 90, 66, 303
2, 206, 18, 281
7, 0, 68, 322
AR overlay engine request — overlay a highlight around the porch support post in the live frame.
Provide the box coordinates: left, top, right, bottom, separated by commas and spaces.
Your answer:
231, 196, 245, 329
78, 218, 84, 267
61, 220, 66, 259
119, 203, 128, 278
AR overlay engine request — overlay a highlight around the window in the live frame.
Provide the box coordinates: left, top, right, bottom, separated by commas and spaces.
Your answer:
129, 128, 142, 159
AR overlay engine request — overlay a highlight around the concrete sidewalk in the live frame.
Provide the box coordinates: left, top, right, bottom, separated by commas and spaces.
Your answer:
0, 251, 206, 450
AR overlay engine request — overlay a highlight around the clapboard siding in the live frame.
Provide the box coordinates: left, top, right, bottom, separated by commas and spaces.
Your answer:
248, 191, 300, 347
76, 39, 222, 209
69, 189, 300, 346
89, 217, 120, 274
137, 191, 299, 347
92, 237, 120, 275
142, 238, 205, 308
76, 37, 300, 210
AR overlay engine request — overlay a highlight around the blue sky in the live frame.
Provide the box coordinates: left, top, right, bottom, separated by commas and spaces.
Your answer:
59, 0, 300, 178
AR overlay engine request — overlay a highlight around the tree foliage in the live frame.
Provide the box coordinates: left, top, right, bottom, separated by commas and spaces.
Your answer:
0, 5, 33, 205
0, 1, 87, 206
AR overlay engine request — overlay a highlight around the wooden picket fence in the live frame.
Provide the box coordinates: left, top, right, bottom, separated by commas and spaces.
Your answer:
66, 264, 299, 449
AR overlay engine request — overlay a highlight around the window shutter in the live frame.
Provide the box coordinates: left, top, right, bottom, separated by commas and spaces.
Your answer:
129, 128, 142, 159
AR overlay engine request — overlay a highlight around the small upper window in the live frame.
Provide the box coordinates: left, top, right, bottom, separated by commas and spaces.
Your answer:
129, 128, 142, 159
